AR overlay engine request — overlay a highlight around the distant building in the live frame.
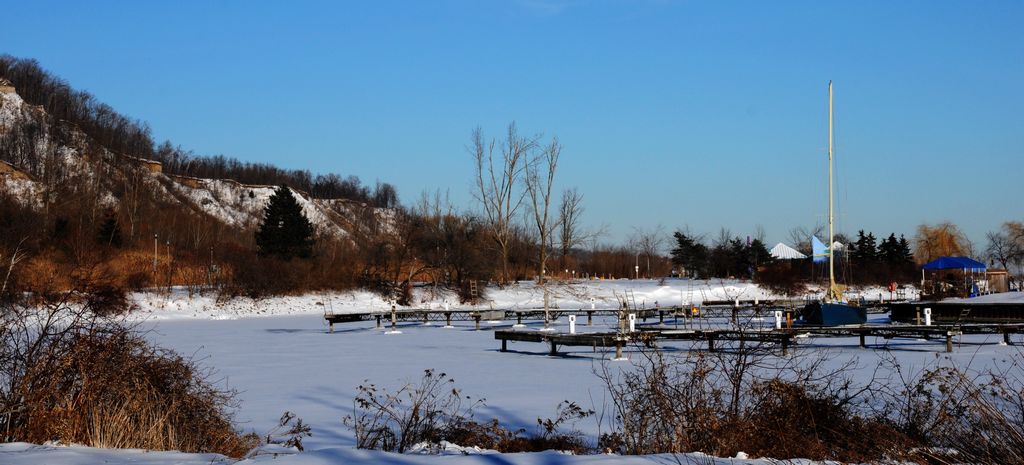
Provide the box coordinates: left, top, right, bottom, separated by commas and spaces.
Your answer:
770, 242, 807, 260
124, 155, 163, 174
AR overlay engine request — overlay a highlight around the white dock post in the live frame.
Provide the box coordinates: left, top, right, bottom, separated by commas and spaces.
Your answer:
386, 304, 402, 334
774, 310, 783, 329
628, 313, 636, 333
569, 314, 577, 334
924, 307, 932, 326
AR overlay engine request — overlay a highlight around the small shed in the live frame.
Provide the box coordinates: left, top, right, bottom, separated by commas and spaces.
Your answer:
987, 269, 1010, 294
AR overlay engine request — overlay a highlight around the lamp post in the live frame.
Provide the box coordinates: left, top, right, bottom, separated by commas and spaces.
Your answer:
635, 253, 640, 280
153, 234, 158, 273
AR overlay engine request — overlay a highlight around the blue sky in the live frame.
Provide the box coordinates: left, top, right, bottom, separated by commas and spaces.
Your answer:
2, 0, 1021, 248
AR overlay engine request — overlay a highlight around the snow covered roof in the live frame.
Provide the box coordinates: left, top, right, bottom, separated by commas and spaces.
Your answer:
770, 242, 807, 260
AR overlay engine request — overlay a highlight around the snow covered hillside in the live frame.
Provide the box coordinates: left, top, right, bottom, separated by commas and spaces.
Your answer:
0, 84, 390, 239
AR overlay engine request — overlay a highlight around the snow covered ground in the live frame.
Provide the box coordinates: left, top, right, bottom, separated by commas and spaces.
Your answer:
0, 441, 828, 465
130, 278, 918, 320
944, 291, 1024, 304
5, 280, 1016, 465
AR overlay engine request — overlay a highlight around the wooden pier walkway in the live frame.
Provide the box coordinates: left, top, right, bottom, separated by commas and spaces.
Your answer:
324, 305, 700, 333
492, 323, 1024, 357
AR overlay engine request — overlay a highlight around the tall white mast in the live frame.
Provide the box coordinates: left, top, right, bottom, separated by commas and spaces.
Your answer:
827, 81, 840, 302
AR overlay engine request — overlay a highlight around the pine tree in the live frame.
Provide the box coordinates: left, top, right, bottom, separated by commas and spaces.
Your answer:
97, 211, 122, 247
878, 233, 901, 265
852, 230, 877, 264
748, 238, 773, 277
256, 185, 315, 259
898, 234, 914, 264
865, 232, 878, 263
670, 231, 708, 278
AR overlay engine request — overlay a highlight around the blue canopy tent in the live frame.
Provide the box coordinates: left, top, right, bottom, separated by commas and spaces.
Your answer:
921, 256, 987, 298
922, 256, 987, 272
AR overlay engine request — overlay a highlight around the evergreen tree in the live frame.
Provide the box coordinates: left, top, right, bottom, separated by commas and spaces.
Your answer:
898, 234, 914, 264
729, 237, 750, 278
866, 232, 878, 262
670, 231, 708, 278
878, 233, 902, 265
852, 230, 877, 263
256, 185, 315, 259
97, 211, 122, 247
749, 239, 773, 267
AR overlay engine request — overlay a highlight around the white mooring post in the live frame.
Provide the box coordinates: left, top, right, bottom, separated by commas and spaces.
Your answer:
924, 308, 932, 326
628, 313, 636, 333
386, 304, 402, 334
568, 314, 577, 334
590, 297, 595, 310
774, 310, 783, 329
734, 298, 739, 308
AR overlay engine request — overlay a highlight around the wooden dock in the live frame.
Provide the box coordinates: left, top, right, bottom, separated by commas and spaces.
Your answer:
495, 327, 796, 357
324, 305, 701, 332
889, 301, 1024, 323
492, 323, 1024, 357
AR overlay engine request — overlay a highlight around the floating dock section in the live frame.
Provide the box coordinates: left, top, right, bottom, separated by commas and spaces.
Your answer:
889, 297, 1024, 323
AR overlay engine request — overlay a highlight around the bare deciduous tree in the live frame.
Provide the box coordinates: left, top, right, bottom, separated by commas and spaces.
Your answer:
525, 136, 561, 326
525, 137, 560, 282
788, 224, 825, 256
557, 187, 584, 262
470, 123, 535, 285
1, 237, 28, 297
986, 221, 1024, 275
630, 225, 666, 279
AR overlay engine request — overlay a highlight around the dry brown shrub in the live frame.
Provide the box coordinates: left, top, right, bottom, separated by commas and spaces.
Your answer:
1, 294, 257, 457
444, 401, 592, 454
16, 328, 258, 456
735, 379, 913, 462
345, 370, 592, 454
597, 342, 919, 462
881, 359, 1024, 465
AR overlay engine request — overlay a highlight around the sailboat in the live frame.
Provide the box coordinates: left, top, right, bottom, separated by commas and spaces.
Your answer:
801, 81, 867, 326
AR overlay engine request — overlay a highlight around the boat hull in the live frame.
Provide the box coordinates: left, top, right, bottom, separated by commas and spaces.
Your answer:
802, 302, 866, 326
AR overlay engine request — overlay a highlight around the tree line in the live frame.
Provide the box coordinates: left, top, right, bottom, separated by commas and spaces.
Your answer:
3, 55, 1021, 304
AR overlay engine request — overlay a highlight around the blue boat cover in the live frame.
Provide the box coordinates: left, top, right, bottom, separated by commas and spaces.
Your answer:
922, 256, 987, 272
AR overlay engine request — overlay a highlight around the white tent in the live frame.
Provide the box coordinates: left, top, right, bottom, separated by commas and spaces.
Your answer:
770, 242, 807, 260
